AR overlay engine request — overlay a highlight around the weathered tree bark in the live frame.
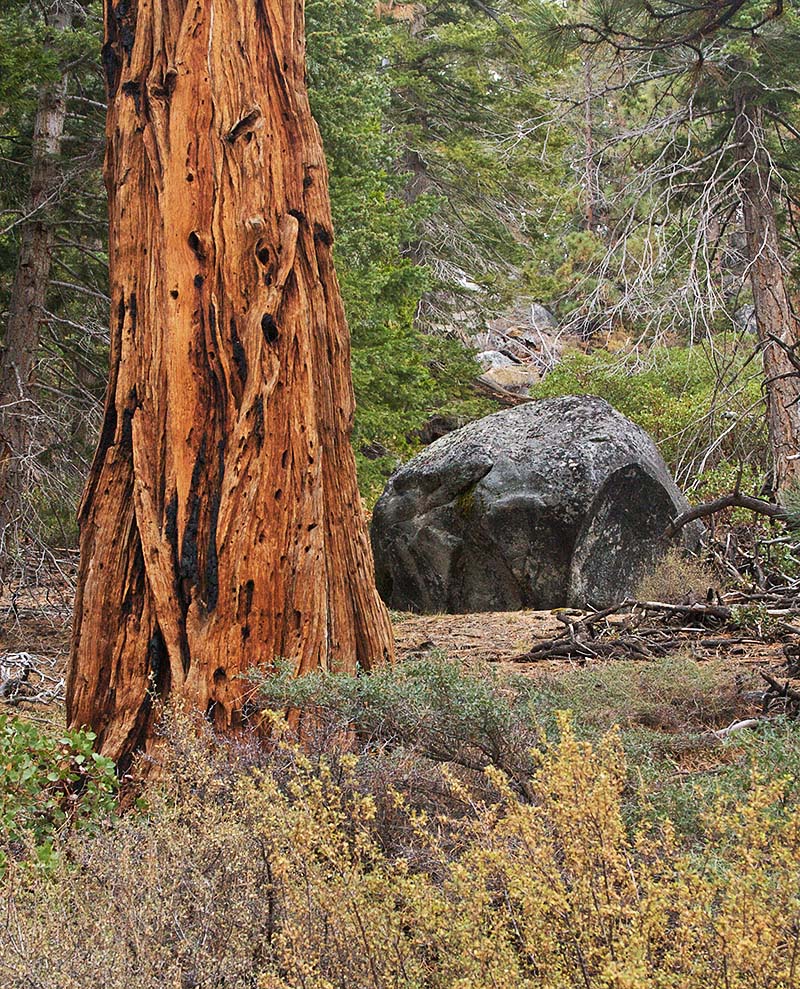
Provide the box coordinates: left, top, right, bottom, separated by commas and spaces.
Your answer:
67, 0, 394, 766
734, 89, 800, 495
0, 5, 72, 568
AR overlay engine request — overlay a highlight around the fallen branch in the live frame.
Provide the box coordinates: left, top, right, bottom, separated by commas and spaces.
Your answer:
0, 652, 65, 706
714, 718, 761, 740
472, 375, 533, 407
510, 595, 793, 665
760, 670, 800, 716
664, 492, 788, 539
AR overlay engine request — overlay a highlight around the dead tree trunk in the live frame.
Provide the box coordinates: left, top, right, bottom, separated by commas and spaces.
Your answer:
67, 0, 394, 766
0, 5, 72, 569
734, 89, 800, 495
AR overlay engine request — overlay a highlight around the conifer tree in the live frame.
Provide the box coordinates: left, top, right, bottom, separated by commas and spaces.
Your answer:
533, 0, 800, 493
66, 0, 394, 766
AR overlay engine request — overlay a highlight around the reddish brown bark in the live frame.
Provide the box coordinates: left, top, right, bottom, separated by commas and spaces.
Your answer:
67, 0, 394, 766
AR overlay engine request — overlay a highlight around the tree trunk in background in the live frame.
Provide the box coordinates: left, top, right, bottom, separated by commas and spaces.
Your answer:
582, 56, 602, 233
0, 5, 72, 572
67, 0, 394, 767
734, 89, 800, 495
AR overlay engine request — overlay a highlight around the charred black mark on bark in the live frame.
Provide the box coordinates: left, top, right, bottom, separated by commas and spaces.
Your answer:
206, 437, 224, 612
254, 0, 269, 37
129, 292, 137, 335
120, 386, 137, 453
255, 242, 270, 266
121, 80, 141, 114
242, 579, 255, 619
208, 300, 218, 346
148, 626, 170, 696
120, 410, 134, 453
170, 289, 179, 299
227, 107, 261, 143
165, 491, 179, 560
180, 435, 207, 593
96, 404, 117, 461
313, 223, 333, 247
113, 0, 135, 52
261, 314, 279, 345
165, 490, 191, 676
102, 43, 121, 95
117, 294, 126, 335
303, 173, 313, 188
188, 231, 206, 260
213, 667, 227, 685
252, 395, 264, 451
288, 208, 305, 224
230, 317, 248, 385
194, 273, 204, 288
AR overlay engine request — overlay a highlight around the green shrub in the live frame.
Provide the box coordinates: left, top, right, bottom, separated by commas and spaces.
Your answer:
0, 715, 117, 871
255, 654, 542, 802
530, 339, 766, 495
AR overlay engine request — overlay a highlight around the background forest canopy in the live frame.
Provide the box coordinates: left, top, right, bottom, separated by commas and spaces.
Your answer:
0, 0, 798, 560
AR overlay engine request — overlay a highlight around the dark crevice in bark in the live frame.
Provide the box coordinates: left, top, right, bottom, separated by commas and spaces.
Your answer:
206, 437, 225, 612
148, 625, 170, 696
179, 434, 207, 594
230, 316, 248, 384
261, 313, 279, 344
252, 394, 265, 451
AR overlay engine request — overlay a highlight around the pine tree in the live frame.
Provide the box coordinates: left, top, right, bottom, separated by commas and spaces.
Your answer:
532, 0, 800, 493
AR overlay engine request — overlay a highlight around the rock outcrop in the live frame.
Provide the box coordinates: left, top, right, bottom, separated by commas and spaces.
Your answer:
371, 396, 699, 612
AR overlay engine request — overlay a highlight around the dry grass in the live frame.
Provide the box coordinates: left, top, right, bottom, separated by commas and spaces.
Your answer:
635, 547, 718, 604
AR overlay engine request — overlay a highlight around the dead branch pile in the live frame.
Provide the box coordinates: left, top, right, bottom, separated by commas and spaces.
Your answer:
512, 597, 797, 664
759, 670, 800, 719
0, 651, 64, 706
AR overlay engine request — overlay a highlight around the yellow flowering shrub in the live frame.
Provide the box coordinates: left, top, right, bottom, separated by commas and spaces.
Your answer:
2, 710, 799, 988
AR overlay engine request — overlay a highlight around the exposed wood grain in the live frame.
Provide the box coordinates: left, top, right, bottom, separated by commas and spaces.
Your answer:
67, 0, 394, 767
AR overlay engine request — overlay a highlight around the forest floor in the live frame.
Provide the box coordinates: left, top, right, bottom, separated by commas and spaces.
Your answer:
392, 607, 786, 672
0, 595, 787, 681
0, 569, 793, 737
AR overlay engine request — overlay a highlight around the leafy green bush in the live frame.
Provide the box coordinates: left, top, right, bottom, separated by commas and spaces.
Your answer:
0, 715, 117, 871
530, 339, 767, 494
256, 654, 541, 801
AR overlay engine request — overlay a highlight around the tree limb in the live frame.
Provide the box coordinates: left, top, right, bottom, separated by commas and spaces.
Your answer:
664, 492, 789, 538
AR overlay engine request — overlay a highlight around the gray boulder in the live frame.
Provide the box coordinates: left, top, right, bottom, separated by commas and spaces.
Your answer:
371, 396, 699, 613
476, 350, 516, 369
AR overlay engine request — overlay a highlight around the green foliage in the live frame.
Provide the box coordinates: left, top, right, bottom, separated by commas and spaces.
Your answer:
530, 338, 767, 492
385, 0, 576, 310
307, 0, 484, 501
523, 0, 800, 336
0, 715, 117, 872
256, 653, 541, 797
0, 0, 483, 516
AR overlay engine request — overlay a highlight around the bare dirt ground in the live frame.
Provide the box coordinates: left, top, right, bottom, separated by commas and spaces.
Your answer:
0, 563, 794, 729
392, 608, 788, 675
